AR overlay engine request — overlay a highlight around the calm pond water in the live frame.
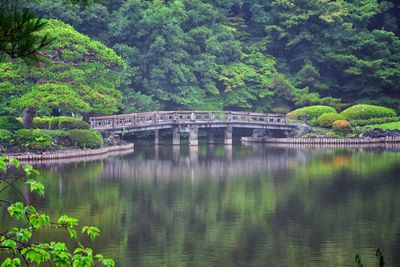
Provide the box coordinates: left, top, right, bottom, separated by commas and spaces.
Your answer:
13, 143, 400, 266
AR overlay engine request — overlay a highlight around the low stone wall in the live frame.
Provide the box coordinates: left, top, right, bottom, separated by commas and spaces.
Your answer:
5, 143, 134, 161
241, 136, 400, 145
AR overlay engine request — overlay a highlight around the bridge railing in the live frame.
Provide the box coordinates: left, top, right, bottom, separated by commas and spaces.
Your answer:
89, 111, 289, 130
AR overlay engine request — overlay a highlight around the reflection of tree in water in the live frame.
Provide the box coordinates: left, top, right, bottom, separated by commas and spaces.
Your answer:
18, 145, 400, 266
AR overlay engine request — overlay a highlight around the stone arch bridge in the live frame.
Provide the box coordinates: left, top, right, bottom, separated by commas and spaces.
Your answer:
90, 111, 302, 146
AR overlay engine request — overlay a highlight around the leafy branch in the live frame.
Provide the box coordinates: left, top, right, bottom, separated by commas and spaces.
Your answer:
0, 155, 114, 267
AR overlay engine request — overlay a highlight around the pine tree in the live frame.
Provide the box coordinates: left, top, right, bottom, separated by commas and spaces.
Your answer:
0, 0, 51, 61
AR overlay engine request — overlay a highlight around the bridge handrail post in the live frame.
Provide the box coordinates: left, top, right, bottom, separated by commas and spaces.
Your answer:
228, 111, 232, 122
173, 112, 178, 122
154, 112, 159, 124
208, 112, 214, 122
191, 112, 196, 122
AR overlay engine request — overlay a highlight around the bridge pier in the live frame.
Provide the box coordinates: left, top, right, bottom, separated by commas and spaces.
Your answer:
225, 145, 233, 161
172, 127, 180, 146
189, 125, 199, 146
172, 145, 180, 161
224, 126, 233, 145
154, 129, 160, 145
207, 130, 215, 144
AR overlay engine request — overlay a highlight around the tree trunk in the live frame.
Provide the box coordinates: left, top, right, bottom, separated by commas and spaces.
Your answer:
22, 107, 36, 128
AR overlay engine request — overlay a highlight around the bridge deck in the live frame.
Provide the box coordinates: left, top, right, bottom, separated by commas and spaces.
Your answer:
90, 111, 300, 133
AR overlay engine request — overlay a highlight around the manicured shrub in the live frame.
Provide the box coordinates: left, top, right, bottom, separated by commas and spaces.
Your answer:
58, 117, 90, 130
67, 130, 103, 149
15, 129, 52, 150
0, 116, 24, 132
48, 117, 64, 130
332, 120, 353, 134
0, 129, 14, 143
318, 113, 344, 128
33, 117, 52, 129
340, 104, 396, 120
287, 105, 337, 120
47, 117, 90, 130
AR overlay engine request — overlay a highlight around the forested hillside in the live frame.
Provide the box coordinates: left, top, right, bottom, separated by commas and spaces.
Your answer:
19, 0, 400, 112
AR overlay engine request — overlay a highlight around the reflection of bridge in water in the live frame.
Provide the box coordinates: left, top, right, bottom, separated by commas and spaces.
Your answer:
91, 111, 302, 146
100, 145, 309, 181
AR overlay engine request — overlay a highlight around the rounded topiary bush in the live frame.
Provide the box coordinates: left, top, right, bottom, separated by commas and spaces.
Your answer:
33, 117, 51, 129
318, 113, 344, 128
48, 117, 90, 130
0, 129, 14, 143
287, 105, 337, 120
15, 129, 52, 150
332, 120, 353, 134
58, 117, 90, 130
67, 130, 103, 149
340, 104, 396, 120
48, 117, 64, 130
0, 116, 24, 132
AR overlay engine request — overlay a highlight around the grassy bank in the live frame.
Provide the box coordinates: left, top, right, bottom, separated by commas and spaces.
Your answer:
367, 122, 400, 130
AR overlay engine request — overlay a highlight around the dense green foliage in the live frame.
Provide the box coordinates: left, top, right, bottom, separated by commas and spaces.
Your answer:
15, 129, 53, 150
0, 116, 24, 132
318, 113, 344, 128
68, 129, 103, 149
0, 129, 13, 143
16, 0, 400, 112
288, 105, 337, 120
340, 104, 397, 120
0, 19, 126, 120
332, 120, 353, 134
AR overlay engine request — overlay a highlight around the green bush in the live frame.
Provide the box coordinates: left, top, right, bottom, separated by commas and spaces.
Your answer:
350, 116, 400, 127
33, 117, 52, 129
287, 105, 337, 120
58, 117, 90, 130
340, 104, 396, 120
318, 113, 344, 128
15, 129, 52, 150
332, 120, 353, 134
47, 117, 90, 130
48, 117, 63, 130
0, 116, 24, 132
0, 129, 14, 143
67, 130, 103, 149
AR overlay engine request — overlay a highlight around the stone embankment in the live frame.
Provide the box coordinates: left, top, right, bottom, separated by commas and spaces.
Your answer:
5, 143, 134, 161
241, 136, 400, 145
